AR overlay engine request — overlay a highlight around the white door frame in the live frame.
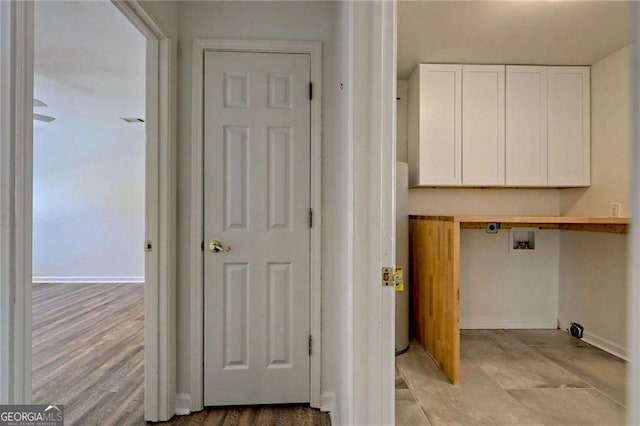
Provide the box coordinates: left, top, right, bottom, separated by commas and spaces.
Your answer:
0, 1, 177, 422
189, 39, 322, 412
344, 2, 397, 424
628, 3, 640, 423
0, 0, 33, 405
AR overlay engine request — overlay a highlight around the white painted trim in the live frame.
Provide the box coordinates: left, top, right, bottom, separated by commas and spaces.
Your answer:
32, 276, 144, 284
461, 319, 558, 329
190, 38, 323, 411
629, 5, 640, 422
320, 391, 336, 413
111, 0, 166, 40
321, 391, 337, 424
0, 0, 33, 404
351, 2, 396, 424
113, 3, 177, 421
175, 393, 191, 416
0, 1, 11, 403
0, 0, 176, 420
558, 320, 628, 361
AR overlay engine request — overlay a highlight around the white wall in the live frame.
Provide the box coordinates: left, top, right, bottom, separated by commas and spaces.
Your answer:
558, 46, 631, 358
409, 188, 561, 328
561, 46, 632, 218
461, 229, 559, 329
397, 80, 408, 164
174, 0, 341, 408
397, 79, 562, 328
398, 47, 631, 345
558, 232, 628, 358
32, 1, 146, 283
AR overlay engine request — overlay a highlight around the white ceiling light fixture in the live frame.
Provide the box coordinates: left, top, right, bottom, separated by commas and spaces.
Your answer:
33, 98, 55, 122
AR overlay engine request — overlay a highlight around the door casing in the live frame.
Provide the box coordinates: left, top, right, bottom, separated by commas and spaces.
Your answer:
0, 1, 177, 422
189, 39, 322, 412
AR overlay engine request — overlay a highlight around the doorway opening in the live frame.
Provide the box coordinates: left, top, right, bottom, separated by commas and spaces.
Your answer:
31, 2, 146, 423
395, 2, 631, 425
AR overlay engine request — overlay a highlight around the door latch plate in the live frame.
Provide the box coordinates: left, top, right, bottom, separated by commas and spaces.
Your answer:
382, 267, 394, 287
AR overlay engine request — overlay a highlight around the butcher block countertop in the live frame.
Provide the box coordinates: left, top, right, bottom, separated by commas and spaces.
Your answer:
409, 215, 631, 234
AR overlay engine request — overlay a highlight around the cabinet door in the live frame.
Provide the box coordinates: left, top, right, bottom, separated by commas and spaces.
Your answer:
506, 66, 548, 186
462, 65, 505, 186
409, 64, 462, 186
547, 67, 590, 186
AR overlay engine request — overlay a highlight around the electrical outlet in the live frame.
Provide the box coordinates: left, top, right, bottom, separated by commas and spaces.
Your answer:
610, 202, 621, 218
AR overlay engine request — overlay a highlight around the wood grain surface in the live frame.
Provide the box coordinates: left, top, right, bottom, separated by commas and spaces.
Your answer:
410, 215, 630, 234
409, 219, 460, 384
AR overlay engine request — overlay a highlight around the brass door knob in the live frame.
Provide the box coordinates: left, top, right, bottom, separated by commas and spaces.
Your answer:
208, 240, 230, 253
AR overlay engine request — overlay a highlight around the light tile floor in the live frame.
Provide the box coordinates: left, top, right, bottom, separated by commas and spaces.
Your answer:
395, 329, 626, 426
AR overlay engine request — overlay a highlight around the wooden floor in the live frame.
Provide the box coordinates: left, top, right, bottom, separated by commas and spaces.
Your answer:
32, 283, 330, 426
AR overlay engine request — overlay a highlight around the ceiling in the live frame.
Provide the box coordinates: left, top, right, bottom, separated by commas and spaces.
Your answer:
398, 1, 632, 79
34, 1, 145, 125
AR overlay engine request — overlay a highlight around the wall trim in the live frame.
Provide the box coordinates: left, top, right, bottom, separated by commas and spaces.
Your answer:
350, 2, 397, 424
32, 276, 145, 284
321, 391, 338, 425
461, 319, 558, 329
558, 319, 628, 361
189, 38, 323, 411
0, 0, 176, 419
0, 0, 34, 405
175, 393, 191, 416
114, 2, 177, 422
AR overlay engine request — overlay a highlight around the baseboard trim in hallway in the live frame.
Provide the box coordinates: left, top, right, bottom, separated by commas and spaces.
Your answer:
32, 276, 145, 284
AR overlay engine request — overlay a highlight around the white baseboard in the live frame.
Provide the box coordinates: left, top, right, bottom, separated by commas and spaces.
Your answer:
32, 276, 144, 284
558, 319, 628, 361
175, 393, 191, 416
461, 319, 558, 329
321, 391, 337, 425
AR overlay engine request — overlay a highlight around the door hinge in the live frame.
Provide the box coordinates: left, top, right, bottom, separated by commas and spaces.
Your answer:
308, 209, 313, 228
308, 335, 313, 356
309, 82, 313, 100
201, 241, 204, 251
144, 240, 153, 253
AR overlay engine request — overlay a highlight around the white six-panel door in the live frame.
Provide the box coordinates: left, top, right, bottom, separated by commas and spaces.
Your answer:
203, 51, 311, 405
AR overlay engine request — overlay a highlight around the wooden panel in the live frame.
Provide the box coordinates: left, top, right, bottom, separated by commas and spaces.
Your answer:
410, 215, 629, 235
410, 215, 630, 225
458, 222, 629, 235
409, 219, 460, 384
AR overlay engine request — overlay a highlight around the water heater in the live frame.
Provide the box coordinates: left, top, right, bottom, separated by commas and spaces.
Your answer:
396, 162, 409, 355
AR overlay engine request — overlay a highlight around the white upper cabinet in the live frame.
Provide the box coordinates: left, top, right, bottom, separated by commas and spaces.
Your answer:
506, 66, 548, 186
408, 64, 462, 186
462, 65, 505, 186
547, 67, 591, 187
407, 63, 590, 188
